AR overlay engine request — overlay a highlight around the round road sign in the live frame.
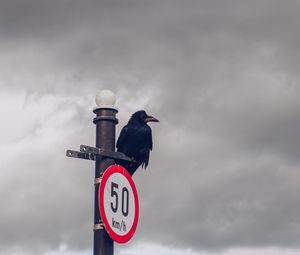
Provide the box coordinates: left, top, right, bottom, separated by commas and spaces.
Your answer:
99, 164, 139, 243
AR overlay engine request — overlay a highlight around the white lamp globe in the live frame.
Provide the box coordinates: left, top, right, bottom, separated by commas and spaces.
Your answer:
95, 90, 116, 109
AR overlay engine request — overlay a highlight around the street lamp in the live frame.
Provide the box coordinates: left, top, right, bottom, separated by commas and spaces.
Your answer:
66, 90, 134, 255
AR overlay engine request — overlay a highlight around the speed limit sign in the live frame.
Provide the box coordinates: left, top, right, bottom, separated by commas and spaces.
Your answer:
99, 164, 139, 243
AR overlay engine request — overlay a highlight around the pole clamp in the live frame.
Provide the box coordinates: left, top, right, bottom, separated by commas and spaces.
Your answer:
94, 177, 102, 185
94, 222, 104, 231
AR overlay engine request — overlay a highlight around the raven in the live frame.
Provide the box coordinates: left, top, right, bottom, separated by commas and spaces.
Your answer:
116, 110, 159, 176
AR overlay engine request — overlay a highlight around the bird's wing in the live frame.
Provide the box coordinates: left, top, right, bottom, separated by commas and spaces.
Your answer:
116, 125, 129, 151
140, 148, 150, 168
139, 127, 152, 168
144, 127, 153, 151
149, 129, 153, 151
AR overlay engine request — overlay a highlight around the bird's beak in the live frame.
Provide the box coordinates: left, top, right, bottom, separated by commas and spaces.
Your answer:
145, 115, 159, 123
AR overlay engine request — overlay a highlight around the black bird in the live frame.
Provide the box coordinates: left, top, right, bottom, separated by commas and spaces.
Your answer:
116, 110, 159, 176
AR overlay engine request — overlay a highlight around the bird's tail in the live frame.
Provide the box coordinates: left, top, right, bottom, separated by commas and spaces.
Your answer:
115, 160, 140, 176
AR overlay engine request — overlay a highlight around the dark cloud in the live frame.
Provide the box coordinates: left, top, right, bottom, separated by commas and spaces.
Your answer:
1, 0, 300, 254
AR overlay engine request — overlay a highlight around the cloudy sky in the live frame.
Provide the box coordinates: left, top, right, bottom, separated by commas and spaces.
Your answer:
1, 0, 300, 254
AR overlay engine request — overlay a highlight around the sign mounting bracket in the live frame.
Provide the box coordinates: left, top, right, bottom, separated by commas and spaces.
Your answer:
66, 144, 136, 162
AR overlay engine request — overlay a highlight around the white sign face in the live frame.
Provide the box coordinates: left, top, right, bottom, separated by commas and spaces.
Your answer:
99, 165, 139, 243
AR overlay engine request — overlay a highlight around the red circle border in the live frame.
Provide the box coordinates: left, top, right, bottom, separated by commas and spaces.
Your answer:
99, 164, 139, 244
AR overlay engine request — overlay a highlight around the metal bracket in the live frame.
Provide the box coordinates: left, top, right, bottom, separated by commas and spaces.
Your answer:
66, 145, 136, 162
94, 177, 102, 185
66, 150, 96, 160
80, 145, 136, 162
94, 222, 104, 231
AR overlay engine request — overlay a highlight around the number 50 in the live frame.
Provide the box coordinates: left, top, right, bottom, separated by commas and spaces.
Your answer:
110, 182, 129, 216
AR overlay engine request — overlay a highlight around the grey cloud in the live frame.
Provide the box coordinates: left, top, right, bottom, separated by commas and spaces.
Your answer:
1, 0, 300, 254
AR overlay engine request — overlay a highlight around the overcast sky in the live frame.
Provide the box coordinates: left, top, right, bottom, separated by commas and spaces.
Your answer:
1, 1, 300, 255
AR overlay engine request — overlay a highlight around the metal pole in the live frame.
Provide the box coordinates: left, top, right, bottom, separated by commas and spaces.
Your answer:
93, 107, 118, 255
